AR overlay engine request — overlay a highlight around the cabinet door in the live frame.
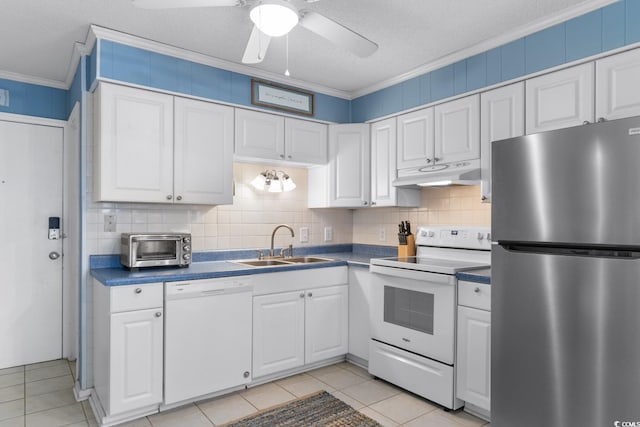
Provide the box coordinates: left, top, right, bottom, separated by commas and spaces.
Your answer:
526, 63, 595, 134
234, 109, 285, 160
305, 285, 349, 364
435, 94, 480, 164
284, 118, 328, 164
348, 268, 371, 362
252, 291, 305, 378
456, 306, 491, 412
596, 48, 640, 121
110, 308, 163, 415
95, 83, 174, 203
328, 124, 370, 208
480, 83, 524, 203
397, 107, 435, 169
371, 118, 398, 207
174, 98, 233, 205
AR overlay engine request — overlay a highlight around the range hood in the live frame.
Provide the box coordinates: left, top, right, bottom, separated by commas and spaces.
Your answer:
393, 159, 481, 187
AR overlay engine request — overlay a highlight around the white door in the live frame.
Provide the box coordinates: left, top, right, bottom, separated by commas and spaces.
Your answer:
434, 94, 480, 164
371, 118, 397, 207
397, 107, 434, 169
596, 48, 640, 121
0, 120, 63, 369
252, 291, 305, 378
284, 118, 328, 164
305, 285, 349, 364
456, 306, 491, 412
110, 308, 163, 414
328, 124, 370, 208
174, 98, 233, 205
525, 63, 595, 134
480, 83, 525, 203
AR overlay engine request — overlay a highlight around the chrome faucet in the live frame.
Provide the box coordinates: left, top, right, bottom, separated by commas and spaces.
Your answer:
270, 224, 295, 257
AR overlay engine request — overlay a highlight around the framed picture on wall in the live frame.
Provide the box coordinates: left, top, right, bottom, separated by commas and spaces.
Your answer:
251, 79, 314, 116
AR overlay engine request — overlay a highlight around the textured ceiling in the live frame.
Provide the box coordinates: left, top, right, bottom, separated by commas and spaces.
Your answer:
0, 0, 617, 96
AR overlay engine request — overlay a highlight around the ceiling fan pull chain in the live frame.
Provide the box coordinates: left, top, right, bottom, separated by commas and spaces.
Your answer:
285, 34, 291, 76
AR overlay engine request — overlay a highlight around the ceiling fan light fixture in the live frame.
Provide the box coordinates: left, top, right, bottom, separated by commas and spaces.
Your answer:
250, 0, 299, 37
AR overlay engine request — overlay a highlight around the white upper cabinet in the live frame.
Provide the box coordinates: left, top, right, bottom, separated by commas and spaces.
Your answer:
94, 83, 174, 203
235, 109, 285, 161
397, 107, 435, 169
434, 94, 480, 164
480, 83, 525, 203
235, 109, 327, 164
94, 82, 233, 205
329, 123, 371, 207
596, 48, 640, 121
285, 118, 328, 164
371, 118, 420, 207
526, 63, 595, 134
174, 98, 234, 205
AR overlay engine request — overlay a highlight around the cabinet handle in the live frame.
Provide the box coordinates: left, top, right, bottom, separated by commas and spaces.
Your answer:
426, 158, 432, 163
287, 155, 292, 160
597, 117, 606, 123
582, 121, 591, 125
280, 154, 285, 159
243, 371, 250, 378
166, 195, 173, 200
155, 312, 162, 317
371, 201, 376, 206
135, 288, 142, 294
176, 195, 182, 201
474, 287, 481, 293
300, 293, 305, 298
434, 157, 440, 162
481, 196, 487, 201
307, 292, 313, 297
363, 201, 368, 205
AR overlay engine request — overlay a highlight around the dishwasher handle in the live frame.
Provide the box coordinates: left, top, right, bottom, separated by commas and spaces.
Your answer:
166, 279, 253, 299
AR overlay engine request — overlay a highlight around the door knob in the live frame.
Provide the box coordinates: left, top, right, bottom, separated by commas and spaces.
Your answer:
49, 252, 60, 260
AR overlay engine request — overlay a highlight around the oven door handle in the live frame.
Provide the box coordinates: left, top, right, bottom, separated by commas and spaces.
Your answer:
369, 265, 455, 285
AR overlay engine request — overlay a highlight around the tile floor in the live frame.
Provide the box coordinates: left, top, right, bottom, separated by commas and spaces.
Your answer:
0, 359, 491, 427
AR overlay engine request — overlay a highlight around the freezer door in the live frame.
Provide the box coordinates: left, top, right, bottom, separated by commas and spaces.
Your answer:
492, 115, 640, 246
492, 244, 640, 427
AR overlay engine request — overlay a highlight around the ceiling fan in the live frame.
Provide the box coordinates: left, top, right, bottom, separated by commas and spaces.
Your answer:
132, 0, 378, 64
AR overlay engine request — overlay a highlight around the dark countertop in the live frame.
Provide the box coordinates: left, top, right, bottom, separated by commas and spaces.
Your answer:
456, 268, 491, 284
91, 246, 393, 286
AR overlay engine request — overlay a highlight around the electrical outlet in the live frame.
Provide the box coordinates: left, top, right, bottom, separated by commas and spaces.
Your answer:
324, 226, 333, 242
299, 227, 309, 243
104, 214, 117, 233
379, 227, 386, 242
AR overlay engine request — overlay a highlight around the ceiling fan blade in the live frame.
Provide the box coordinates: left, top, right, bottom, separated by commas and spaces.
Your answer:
299, 11, 378, 58
132, 0, 238, 9
242, 26, 271, 64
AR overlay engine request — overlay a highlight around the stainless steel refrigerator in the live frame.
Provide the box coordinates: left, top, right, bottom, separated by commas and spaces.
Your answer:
492, 116, 640, 427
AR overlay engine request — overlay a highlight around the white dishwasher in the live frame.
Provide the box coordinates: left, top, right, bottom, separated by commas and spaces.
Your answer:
164, 276, 253, 405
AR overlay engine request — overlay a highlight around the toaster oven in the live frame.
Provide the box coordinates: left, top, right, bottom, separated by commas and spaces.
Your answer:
120, 233, 192, 269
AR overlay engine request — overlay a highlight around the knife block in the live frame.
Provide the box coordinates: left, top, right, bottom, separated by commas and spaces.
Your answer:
397, 234, 416, 257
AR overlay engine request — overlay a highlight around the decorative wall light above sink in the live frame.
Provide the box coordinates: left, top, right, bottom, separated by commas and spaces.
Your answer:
251, 170, 296, 192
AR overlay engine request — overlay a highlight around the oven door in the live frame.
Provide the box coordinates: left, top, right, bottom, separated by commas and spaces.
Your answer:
370, 264, 456, 364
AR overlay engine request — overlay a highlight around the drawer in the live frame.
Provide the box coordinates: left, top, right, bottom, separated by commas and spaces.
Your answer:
110, 283, 163, 313
458, 281, 491, 311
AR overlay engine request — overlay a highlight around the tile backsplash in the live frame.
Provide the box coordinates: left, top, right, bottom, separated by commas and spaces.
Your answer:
352, 185, 491, 245
86, 158, 489, 255
86, 162, 353, 255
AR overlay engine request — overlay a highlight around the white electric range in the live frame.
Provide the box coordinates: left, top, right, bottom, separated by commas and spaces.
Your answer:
368, 226, 491, 409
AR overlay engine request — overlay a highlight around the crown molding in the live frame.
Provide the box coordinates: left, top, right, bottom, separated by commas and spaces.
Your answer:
350, 0, 620, 98
89, 25, 351, 100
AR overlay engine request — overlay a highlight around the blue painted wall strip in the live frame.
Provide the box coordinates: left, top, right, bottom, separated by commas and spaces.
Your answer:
0, 78, 67, 120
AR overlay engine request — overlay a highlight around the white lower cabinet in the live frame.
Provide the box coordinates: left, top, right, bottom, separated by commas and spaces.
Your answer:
456, 281, 491, 420
92, 281, 164, 425
253, 284, 348, 378
348, 267, 372, 362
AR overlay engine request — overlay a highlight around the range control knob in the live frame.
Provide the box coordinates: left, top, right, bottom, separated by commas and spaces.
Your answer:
476, 232, 484, 240
183, 245, 191, 252
183, 236, 191, 243
426, 230, 435, 237
183, 253, 191, 260
486, 233, 492, 241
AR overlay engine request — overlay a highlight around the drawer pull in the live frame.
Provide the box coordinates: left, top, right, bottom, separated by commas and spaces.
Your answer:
135, 288, 142, 294
155, 312, 162, 318
474, 287, 480, 293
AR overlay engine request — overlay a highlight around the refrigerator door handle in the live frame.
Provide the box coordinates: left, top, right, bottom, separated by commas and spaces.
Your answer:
501, 243, 640, 259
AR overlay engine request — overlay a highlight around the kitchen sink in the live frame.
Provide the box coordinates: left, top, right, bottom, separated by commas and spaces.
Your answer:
285, 256, 334, 264
233, 256, 334, 267
234, 259, 292, 267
